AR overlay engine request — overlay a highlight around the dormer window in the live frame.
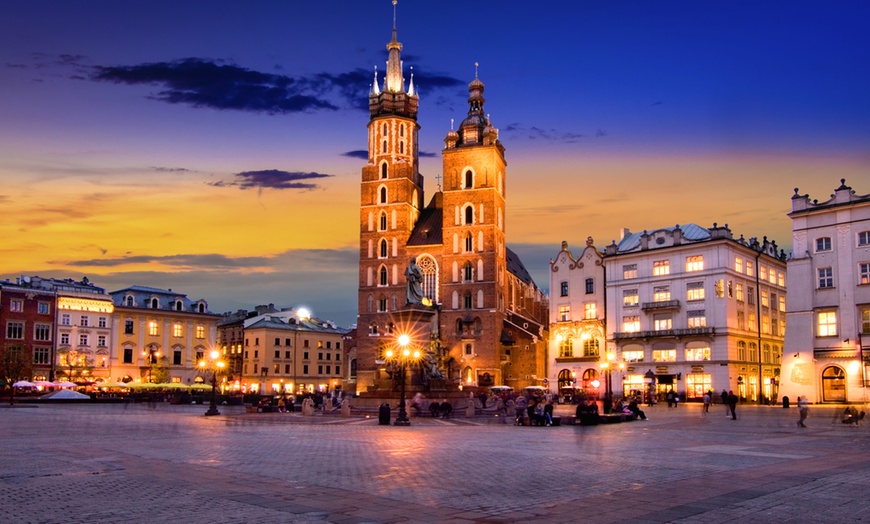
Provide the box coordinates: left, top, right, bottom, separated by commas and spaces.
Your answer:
150, 298, 159, 309
125, 296, 133, 307
175, 300, 183, 311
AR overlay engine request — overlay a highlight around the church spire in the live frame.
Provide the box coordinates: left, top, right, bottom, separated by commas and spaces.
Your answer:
385, 0, 404, 93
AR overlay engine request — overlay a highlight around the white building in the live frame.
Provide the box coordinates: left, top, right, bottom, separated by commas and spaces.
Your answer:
547, 238, 606, 400
780, 179, 870, 404
603, 223, 787, 403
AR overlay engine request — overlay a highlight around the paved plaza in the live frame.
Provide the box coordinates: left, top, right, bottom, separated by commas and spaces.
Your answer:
2, 400, 870, 523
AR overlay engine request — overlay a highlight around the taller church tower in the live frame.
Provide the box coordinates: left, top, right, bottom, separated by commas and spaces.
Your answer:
356, 2, 423, 391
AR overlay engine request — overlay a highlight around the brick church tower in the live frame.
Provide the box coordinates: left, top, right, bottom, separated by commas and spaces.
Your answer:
355, 4, 547, 395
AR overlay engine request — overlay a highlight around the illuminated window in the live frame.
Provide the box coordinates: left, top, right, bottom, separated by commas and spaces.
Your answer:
196, 325, 205, 339
749, 313, 757, 331
687, 310, 706, 328
817, 311, 837, 337
778, 272, 785, 286
653, 314, 672, 331
759, 265, 768, 281
861, 308, 870, 334
815, 237, 832, 252
746, 262, 753, 277
623, 264, 637, 279
173, 324, 182, 337
685, 346, 710, 361
584, 303, 596, 320
737, 311, 745, 329
623, 316, 640, 332
749, 343, 758, 361
653, 286, 670, 302
623, 289, 638, 307
779, 295, 786, 312
622, 350, 643, 362
761, 290, 769, 308
686, 282, 704, 301
558, 305, 570, 321
148, 321, 159, 336
653, 260, 670, 276
734, 257, 743, 273
762, 315, 770, 334
583, 338, 599, 357
736, 283, 744, 302
558, 337, 573, 358
686, 255, 704, 272
768, 269, 777, 284
652, 349, 676, 362
737, 341, 747, 361
860, 263, 870, 285
818, 267, 833, 289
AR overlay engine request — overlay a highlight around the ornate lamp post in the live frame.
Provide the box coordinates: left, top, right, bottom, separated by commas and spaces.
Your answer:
143, 346, 160, 383
199, 349, 225, 417
386, 334, 420, 426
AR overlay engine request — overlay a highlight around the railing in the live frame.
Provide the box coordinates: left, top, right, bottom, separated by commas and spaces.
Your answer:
613, 327, 715, 340
641, 300, 681, 311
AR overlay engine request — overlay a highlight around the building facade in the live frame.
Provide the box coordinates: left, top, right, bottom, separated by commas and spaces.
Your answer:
355, 7, 547, 395
109, 286, 219, 384
780, 180, 870, 404
604, 223, 787, 403
240, 308, 350, 395
0, 278, 56, 381
52, 277, 115, 383
548, 238, 607, 399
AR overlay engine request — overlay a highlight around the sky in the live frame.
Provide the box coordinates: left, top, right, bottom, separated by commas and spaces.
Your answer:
2, 1, 869, 327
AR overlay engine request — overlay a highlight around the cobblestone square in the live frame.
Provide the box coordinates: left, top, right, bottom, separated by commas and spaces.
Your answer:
2, 402, 869, 523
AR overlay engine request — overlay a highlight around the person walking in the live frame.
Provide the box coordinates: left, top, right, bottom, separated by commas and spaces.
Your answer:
702, 392, 711, 416
797, 395, 809, 428
721, 389, 730, 417
728, 390, 738, 420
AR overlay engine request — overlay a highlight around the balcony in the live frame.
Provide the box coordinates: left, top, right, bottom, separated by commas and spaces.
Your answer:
613, 327, 715, 340
641, 300, 681, 311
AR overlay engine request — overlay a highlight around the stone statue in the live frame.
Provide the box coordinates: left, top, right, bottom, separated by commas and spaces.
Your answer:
404, 256, 425, 305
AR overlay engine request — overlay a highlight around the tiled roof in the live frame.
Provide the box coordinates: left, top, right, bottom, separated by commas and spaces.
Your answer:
616, 223, 711, 252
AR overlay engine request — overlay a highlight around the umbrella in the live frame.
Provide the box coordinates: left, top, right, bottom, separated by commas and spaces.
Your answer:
33, 380, 54, 388
40, 389, 91, 400
97, 381, 129, 389
13, 380, 35, 387
54, 381, 78, 388
127, 382, 160, 389
156, 383, 190, 390
189, 383, 212, 390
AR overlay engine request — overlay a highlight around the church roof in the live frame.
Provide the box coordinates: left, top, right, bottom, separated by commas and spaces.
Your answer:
506, 247, 536, 287
407, 194, 443, 246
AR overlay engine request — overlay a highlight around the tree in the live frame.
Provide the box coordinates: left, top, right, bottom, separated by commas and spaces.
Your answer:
57, 349, 93, 383
0, 344, 33, 405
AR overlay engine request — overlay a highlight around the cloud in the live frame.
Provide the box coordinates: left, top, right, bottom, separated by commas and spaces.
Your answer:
0, 195, 10, 204
342, 150, 368, 160
419, 151, 437, 158
208, 169, 333, 191
503, 122, 586, 143
89, 57, 464, 115
150, 166, 193, 173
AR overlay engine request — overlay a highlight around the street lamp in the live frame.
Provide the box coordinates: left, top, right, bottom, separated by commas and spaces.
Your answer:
599, 362, 612, 413
386, 334, 420, 426
143, 346, 160, 383
199, 349, 225, 417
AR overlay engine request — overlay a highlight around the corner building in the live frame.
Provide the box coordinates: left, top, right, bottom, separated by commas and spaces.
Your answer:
355, 10, 547, 394
780, 180, 870, 404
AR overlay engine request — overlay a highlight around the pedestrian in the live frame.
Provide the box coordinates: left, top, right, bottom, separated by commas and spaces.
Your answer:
666, 390, 674, 408
797, 395, 809, 428
702, 392, 711, 416
728, 390, 738, 420
721, 389, 729, 417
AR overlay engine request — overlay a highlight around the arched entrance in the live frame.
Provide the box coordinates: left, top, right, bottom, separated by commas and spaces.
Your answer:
557, 369, 574, 390
581, 368, 600, 398
821, 366, 847, 403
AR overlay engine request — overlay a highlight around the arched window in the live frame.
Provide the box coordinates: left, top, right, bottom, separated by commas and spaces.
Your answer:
198, 303, 205, 313
583, 339, 600, 357
382, 140, 387, 153
383, 123, 388, 135
464, 262, 473, 282
465, 233, 473, 252
456, 318, 463, 334
175, 301, 182, 311
465, 206, 474, 225
464, 292, 473, 309
399, 142, 404, 154
350, 359, 357, 378
465, 170, 473, 189
125, 296, 133, 307
379, 266, 388, 286
150, 298, 158, 309
380, 163, 387, 179
417, 255, 438, 303
379, 239, 388, 258
559, 337, 574, 357
379, 212, 387, 231
378, 295, 387, 312
379, 187, 387, 204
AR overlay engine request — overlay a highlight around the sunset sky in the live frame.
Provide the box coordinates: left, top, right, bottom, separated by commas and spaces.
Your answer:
2, 1, 869, 327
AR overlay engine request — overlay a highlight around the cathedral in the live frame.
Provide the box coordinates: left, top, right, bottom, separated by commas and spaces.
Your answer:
355, 4, 548, 396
